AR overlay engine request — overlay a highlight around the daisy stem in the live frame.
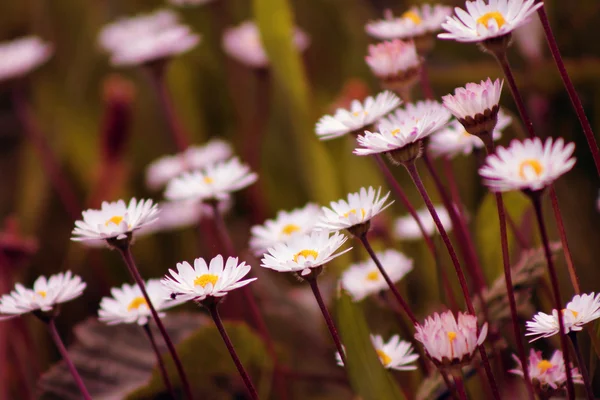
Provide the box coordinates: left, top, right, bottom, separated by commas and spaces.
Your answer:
440, 370, 461, 400
359, 234, 418, 325
46, 318, 92, 400
207, 302, 260, 400
530, 194, 576, 400
569, 332, 595, 400
452, 373, 468, 400
116, 244, 194, 400
536, 3, 600, 177
306, 276, 346, 366
142, 324, 176, 399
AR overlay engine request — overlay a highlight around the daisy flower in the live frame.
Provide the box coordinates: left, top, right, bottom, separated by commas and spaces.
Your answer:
336, 334, 419, 371
366, 6, 453, 41
479, 137, 576, 193
162, 255, 256, 302
261, 231, 351, 277
341, 249, 413, 301
438, 0, 544, 43
164, 157, 258, 203
442, 78, 503, 121
145, 139, 233, 190
414, 310, 488, 367
365, 39, 421, 85
71, 198, 159, 242
223, 21, 309, 69
0, 271, 86, 319
99, 279, 184, 325
394, 205, 453, 240
0, 36, 53, 82
317, 187, 393, 234
510, 349, 583, 394
249, 203, 321, 256
315, 91, 401, 141
385, 99, 451, 125
98, 9, 200, 67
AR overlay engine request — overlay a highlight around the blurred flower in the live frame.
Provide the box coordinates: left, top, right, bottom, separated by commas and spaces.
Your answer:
341, 249, 413, 301
98, 9, 200, 67
99, 279, 183, 325
366, 6, 453, 40
71, 198, 159, 242
513, 17, 545, 64
0, 271, 86, 319
162, 255, 256, 302
510, 349, 582, 394
365, 39, 421, 83
261, 231, 351, 277
169, 0, 215, 6
164, 157, 257, 203
429, 109, 512, 158
394, 205, 453, 240
146, 139, 233, 190
442, 78, 503, 121
0, 36, 52, 82
249, 203, 321, 256
479, 137, 576, 193
315, 91, 401, 141
526, 292, 600, 342
414, 310, 487, 367
317, 187, 393, 234
386, 99, 451, 124
438, 0, 543, 43
336, 334, 419, 371
222, 21, 309, 68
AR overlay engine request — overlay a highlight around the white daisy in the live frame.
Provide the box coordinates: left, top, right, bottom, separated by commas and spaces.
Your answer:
365, 39, 421, 81
164, 157, 258, 203
315, 91, 401, 141
261, 231, 351, 276
385, 99, 451, 125
366, 6, 453, 41
222, 21, 309, 68
99, 279, 184, 325
249, 203, 321, 256
71, 198, 159, 242
336, 334, 419, 371
510, 349, 583, 393
0, 271, 86, 319
438, 0, 543, 43
145, 139, 233, 190
98, 9, 200, 67
442, 78, 503, 121
317, 187, 393, 232
429, 109, 512, 158
394, 205, 453, 240
162, 255, 256, 302
479, 137, 576, 193
341, 249, 413, 301
0, 36, 52, 82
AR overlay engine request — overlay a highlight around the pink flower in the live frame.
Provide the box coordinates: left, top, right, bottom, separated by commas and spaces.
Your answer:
365, 39, 421, 80
442, 78, 503, 120
510, 349, 582, 395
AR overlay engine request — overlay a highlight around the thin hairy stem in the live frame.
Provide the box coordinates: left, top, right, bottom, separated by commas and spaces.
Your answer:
143, 324, 176, 399
569, 333, 594, 400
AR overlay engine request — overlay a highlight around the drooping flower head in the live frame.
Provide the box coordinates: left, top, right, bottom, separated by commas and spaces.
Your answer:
315, 91, 401, 141
341, 249, 413, 301
164, 157, 258, 203
479, 137, 576, 193
222, 21, 309, 68
394, 204, 453, 240
0, 36, 53, 83
366, 6, 453, 41
261, 231, 351, 277
0, 271, 86, 319
249, 203, 321, 256
414, 310, 488, 368
71, 198, 159, 242
99, 279, 183, 325
162, 255, 256, 303
365, 39, 421, 91
336, 334, 419, 371
98, 9, 200, 67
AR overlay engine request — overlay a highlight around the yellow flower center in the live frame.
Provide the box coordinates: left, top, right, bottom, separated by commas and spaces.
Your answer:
562, 308, 579, 318
37, 291, 47, 298
105, 215, 124, 226
194, 274, 219, 288
204, 176, 214, 184
462, 130, 472, 138
343, 208, 366, 219
365, 271, 380, 282
376, 349, 393, 366
353, 110, 368, 117
401, 10, 422, 25
127, 296, 147, 311
518, 159, 544, 180
391, 128, 401, 137
448, 331, 457, 357
476, 11, 507, 29
537, 359, 554, 373
293, 249, 319, 263
281, 224, 301, 236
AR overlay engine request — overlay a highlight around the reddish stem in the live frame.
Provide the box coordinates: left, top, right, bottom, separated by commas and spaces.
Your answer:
452, 374, 468, 400
569, 332, 594, 400
143, 324, 176, 399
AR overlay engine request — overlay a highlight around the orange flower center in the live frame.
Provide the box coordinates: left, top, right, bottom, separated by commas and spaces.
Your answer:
281, 224, 301, 236
37, 291, 47, 298
401, 10, 422, 25
204, 177, 214, 184
518, 159, 544, 180
293, 249, 319, 263
127, 296, 147, 311
562, 308, 579, 318
476, 11, 507, 29
194, 274, 219, 288
365, 271, 380, 282
537, 359, 553, 373
105, 216, 124, 226
376, 349, 393, 366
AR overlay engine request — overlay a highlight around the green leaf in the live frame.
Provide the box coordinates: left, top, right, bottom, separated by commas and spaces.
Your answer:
336, 290, 406, 400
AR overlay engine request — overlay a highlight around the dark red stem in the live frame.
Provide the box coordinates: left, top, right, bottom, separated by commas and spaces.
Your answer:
452, 374, 468, 400
143, 324, 176, 399
569, 332, 595, 400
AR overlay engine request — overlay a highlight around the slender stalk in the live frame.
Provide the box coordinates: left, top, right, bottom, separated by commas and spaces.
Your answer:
143, 324, 176, 399
530, 194, 575, 399
569, 332, 594, 400
306, 277, 346, 365
536, 4, 600, 176
46, 319, 92, 400
452, 373, 468, 400
441, 370, 461, 400
115, 244, 193, 400
359, 234, 418, 325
